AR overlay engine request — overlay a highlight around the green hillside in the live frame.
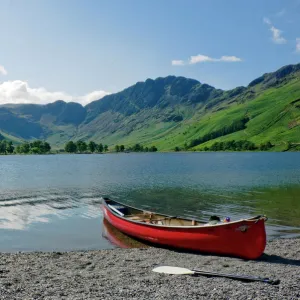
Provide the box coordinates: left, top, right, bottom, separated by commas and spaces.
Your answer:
154, 78, 300, 151
0, 131, 24, 144
0, 63, 299, 151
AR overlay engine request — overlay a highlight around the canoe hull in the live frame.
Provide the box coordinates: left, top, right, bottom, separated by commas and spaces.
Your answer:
101, 201, 266, 260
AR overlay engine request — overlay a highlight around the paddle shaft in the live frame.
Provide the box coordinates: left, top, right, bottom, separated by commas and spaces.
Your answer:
192, 269, 279, 285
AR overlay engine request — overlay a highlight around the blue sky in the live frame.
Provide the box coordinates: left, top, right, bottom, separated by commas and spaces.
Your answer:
0, 0, 300, 105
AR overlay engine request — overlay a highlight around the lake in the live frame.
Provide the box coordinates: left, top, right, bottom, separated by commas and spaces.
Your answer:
0, 152, 300, 252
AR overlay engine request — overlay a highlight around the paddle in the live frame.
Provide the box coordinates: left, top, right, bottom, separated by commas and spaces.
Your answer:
152, 266, 280, 285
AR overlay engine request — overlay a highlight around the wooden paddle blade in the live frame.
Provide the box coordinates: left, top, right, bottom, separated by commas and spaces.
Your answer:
152, 266, 195, 275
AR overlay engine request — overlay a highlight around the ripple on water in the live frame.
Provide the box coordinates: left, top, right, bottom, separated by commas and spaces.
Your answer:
0, 153, 299, 251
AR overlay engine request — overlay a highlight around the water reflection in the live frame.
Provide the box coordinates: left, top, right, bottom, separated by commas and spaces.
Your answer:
102, 218, 148, 248
1, 185, 299, 240
0, 153, 300, 251
123, 186, 300, 239
0, 188, 103, 230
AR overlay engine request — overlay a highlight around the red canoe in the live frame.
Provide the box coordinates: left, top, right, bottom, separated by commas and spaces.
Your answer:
101, 197, 267, 259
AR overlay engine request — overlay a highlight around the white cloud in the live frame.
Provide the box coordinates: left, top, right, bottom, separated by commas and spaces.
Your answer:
0, 65, 7, 76
171, 60, 185, 66
263, 17, 271, 25
189, 54, 242, 64
79, 90, 111, 106
219, 56, 242, 62
189, 54, 214, 64
296, 38, 300, 53
0, 80, 110, 106
263, 17, 287, 44
172, 54, 242, 66
270, 26, 287, 44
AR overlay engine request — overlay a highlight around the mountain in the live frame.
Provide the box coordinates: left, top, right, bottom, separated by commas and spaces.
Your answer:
0, 63, 299, 151
0, 100, 86, 145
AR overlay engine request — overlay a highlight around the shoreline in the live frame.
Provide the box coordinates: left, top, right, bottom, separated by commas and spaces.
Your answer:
1, 150, 300, 156
1, 238, 300, 299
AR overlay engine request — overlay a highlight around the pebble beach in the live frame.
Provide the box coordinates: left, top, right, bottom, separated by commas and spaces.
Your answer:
1, 238, 300, 300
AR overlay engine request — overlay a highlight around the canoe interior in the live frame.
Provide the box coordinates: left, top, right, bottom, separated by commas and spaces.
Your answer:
103, 198, 205, 226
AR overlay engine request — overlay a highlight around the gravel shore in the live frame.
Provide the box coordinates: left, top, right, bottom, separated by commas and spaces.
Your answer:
1, 238, 300, 300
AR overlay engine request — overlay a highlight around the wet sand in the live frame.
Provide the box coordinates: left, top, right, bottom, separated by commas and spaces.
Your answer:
1, 238, 300, 300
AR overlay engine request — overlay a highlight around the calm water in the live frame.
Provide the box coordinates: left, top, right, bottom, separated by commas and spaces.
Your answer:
0, 153, 300, 252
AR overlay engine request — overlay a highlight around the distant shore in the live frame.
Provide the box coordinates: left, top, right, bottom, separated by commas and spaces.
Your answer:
0, 149, 300, 156
1, 238, 299, 299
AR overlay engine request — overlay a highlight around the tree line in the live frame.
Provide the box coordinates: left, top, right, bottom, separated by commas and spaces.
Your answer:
1, 138, 159, 155
206, 140, 273, 151
65, 141, 158, 153
15, 141, 51, 154
65, 141, 108, 153
118, 143, 158, 152
175, 140, 274, 152
0, 140, 51, 154
205, 140, 257, 151
188, 117, 249, 148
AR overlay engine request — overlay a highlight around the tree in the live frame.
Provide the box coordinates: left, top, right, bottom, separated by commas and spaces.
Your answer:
0, 140, 14, 154
21, 143, 30, 154
97, 143, 104, 153
133, 144, 141, 152
174, 146, 180, 152
0, 141, 6, 154
260, 141, 273, 151
26, 140, 51, 154
76, 140, 87, 153
43, 142, 51, 153
104, 145, 108, 152
149, 146, 158, 152
30, 140, 43, 150
266, 141, 273, 149
88, 141, 96, 153
15, 143, 30, 154
65, 141, 77, 153
120, 145, 125, 152
15, 145, 22, 154
115, 145, 120, 152
6, 141, 14, 154
30, 147, 41, 154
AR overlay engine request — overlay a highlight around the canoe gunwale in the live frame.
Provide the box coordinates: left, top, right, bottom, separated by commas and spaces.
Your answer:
101, 197, 267, 229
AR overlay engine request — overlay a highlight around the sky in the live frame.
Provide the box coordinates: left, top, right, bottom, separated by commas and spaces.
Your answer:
0, 0, 300, 106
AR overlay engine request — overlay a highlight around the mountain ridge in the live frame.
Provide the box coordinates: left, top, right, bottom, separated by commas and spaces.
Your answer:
0, 62, 299, 150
